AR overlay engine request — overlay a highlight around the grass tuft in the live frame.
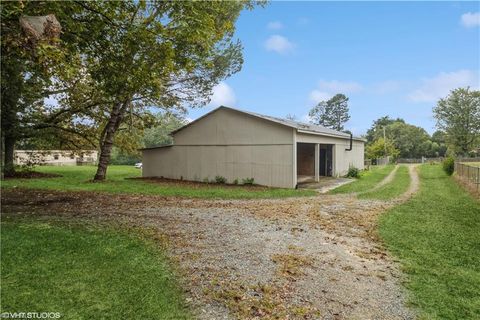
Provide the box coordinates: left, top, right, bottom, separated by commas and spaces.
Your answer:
1, 165, 316, 199
359, 165, 410, 200
329, 165, 395, 194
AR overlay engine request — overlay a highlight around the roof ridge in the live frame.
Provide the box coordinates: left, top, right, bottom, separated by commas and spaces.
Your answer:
171, 105, 364, 141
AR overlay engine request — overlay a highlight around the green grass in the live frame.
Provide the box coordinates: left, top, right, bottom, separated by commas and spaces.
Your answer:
329, 164, 395, 194
379, 165, 480, 319
359, 165, 411, 200
0, 217, 192, 319
1, 165, 315, 199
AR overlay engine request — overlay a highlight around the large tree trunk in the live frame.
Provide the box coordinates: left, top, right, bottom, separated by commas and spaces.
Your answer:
3, 135, 16, 177
93, 101, 129, 181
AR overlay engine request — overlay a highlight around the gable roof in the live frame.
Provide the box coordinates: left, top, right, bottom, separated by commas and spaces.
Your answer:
171, 106, 365, 141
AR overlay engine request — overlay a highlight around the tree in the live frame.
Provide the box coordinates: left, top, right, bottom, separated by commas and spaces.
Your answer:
1, 1, 98, 176
143, 112, 187, 148
433, 87, 480, 156
1, 2, 57, 176
365, 138, 400, 160
385, 122, 431, 158
365, 116, 404, 144
431, 130, 448, 157
70, 1, 257, 181
285, 114, 297, 121
309, 93, 350, 131
110, 112, 186, 165
365, 116, 445, 158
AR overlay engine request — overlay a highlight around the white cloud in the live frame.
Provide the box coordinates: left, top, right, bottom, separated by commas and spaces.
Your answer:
460, 12, 480, 28
267, 21, 283, 30
297, 17, 310, 26
407, 70, 479, 102
264, 35, 294, 54
317, 80, 363, 93
372, 80, 401, 94
210, 82, 236, 107
308, 90, 332, 103
308, 80, 363, 104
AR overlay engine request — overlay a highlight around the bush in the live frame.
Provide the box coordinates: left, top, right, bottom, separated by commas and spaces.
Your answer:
242, 177, 255, 185
215, 175, 227, 184
233, 178, 239, 185
442, 157, 455, 176
345, 165, 360, 178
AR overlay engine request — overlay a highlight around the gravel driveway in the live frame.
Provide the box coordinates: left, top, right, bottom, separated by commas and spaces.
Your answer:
2, 167, 419, 319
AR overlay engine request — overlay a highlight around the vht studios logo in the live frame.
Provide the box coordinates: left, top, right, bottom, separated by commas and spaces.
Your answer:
0, 312, 61, 319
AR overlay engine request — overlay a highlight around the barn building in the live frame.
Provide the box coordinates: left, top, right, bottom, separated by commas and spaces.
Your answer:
141, 106, 365, 188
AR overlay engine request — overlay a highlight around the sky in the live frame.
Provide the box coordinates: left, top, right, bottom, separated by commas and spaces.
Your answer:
187, 1, 480, 135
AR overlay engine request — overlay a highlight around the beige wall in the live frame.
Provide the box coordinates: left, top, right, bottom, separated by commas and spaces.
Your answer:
173, 108, 293, 145
143, 108, 295, 188
143, 145, 294, 188
296, 133, 364, 176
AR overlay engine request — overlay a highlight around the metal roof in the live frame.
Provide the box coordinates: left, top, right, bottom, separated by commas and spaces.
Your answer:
237, 108, 352, 139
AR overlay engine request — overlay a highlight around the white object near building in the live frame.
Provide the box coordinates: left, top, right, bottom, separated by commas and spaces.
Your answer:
14, 150, 98, 166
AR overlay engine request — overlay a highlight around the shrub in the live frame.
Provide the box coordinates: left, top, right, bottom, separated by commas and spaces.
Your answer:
202, 177, 210, 183
242, 177, 255, 185
442, 157, 455, 176
233, 178, 239, 185
215, 175, 227, 184
345, 165, 360, 178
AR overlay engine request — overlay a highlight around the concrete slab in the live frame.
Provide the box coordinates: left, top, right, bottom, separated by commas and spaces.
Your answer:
298, 177, 354, 193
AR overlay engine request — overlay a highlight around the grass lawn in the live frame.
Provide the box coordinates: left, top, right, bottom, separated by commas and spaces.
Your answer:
359, 165, 410, 200
379, 165, 480, 319
1, 165, 316, 199
0, 217, 192, 319
329, 164, 395, 194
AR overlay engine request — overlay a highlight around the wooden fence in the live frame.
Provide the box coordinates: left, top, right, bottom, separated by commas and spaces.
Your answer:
455, 162, 480, 192
397, 157, 444, 164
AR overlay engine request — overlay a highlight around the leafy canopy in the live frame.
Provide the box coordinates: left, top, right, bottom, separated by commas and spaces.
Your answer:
309, 93, 350, 131
366, 138, 400, 160
365, 116, 447, 158
433, 87, 480, 156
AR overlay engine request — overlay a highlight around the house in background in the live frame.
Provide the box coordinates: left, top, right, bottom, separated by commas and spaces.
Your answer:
141, 106, 365, 188
14, 150, 98, 166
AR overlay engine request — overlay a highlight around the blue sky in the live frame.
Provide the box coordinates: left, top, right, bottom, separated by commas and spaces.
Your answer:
188, 1, 480, 135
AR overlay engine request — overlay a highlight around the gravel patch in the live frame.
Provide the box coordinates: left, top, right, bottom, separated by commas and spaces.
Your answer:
2, 183, 419, 319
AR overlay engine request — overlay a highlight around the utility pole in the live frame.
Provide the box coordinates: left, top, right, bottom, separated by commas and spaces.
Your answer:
383, 126, 387, 156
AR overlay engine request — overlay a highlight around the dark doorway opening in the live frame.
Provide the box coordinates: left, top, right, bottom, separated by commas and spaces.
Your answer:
296, 143, 315, 176
319, 144, 333, 177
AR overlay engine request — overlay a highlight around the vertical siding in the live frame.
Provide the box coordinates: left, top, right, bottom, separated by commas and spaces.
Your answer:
173, 108, 293, 145
142, 145, 294, 188
142, 108, 295, 188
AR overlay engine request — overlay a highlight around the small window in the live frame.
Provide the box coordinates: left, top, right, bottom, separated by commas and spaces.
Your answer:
53, 154, 59, 160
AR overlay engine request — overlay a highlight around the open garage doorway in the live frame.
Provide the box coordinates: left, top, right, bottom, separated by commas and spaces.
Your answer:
297, 143, 315, 183
296, 143, 334, 184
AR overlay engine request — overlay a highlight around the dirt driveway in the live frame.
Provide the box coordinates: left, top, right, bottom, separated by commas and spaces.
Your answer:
2, 166, 419, 319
